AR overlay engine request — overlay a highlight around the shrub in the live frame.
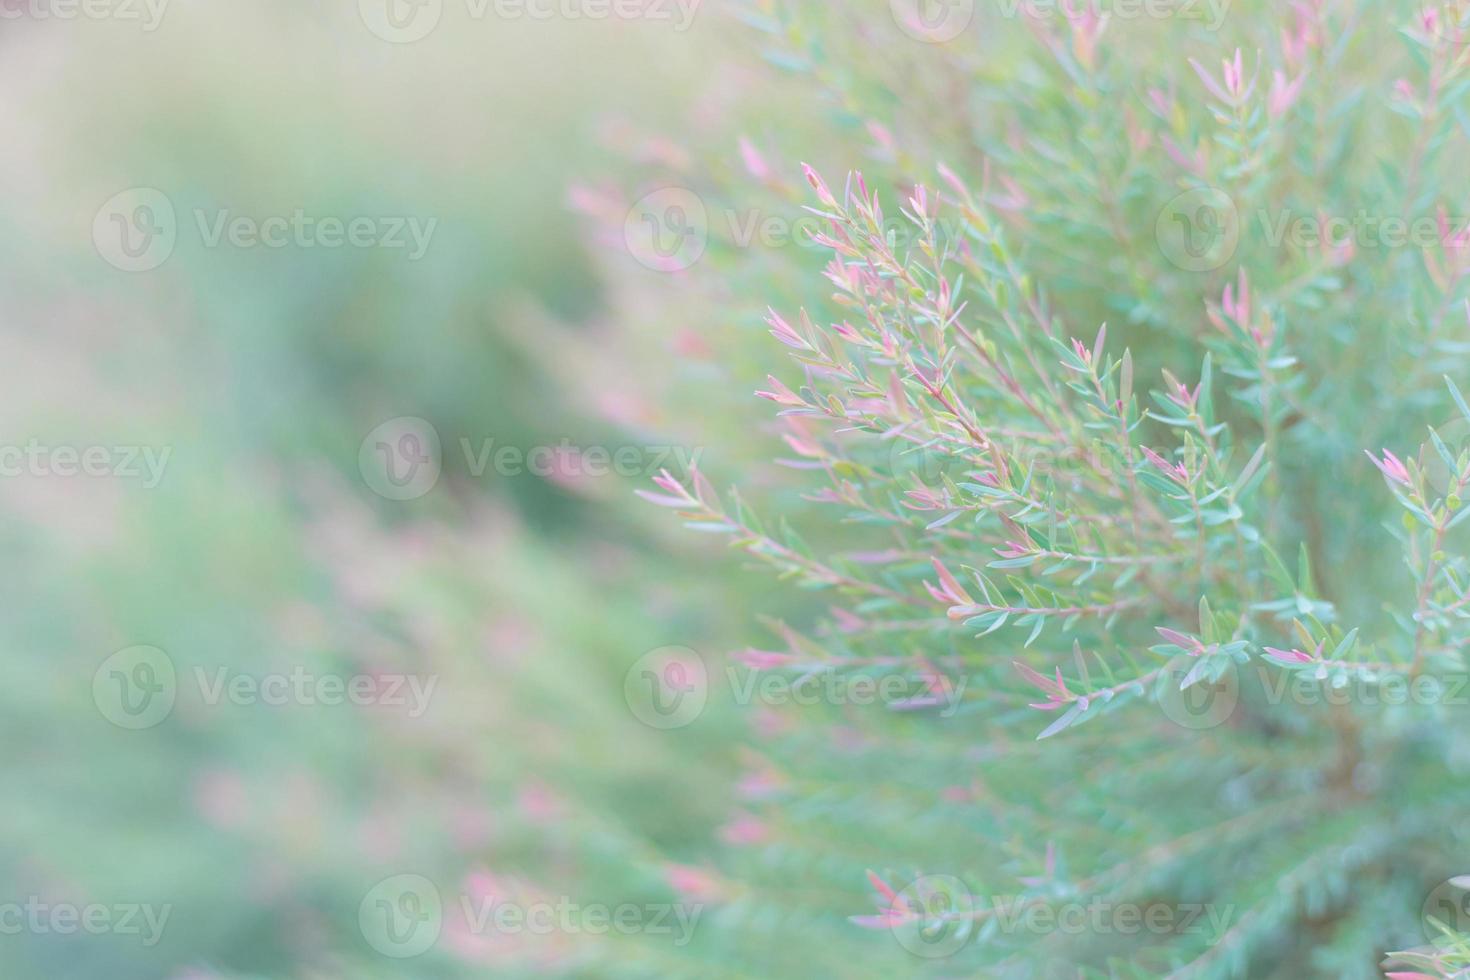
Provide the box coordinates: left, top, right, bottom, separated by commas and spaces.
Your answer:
626, 2, 1470, 975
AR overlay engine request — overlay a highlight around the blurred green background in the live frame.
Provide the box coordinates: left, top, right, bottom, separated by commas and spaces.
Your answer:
0, 3, 848, 977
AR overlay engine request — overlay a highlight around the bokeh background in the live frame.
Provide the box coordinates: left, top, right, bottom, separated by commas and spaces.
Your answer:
16, 0, 1443, 976
0, 1, 929, 976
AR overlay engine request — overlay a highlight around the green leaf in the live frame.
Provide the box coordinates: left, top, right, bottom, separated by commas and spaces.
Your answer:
1036, 700, 1086, 740
1448, 376, 1470, 424
1235, 443, 1267, 497
1297, 543, 1317, 599
1330, 628, 1359, 661
1024, 617, 1046, 647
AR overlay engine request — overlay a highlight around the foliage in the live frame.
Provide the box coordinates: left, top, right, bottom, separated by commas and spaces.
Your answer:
617, 1, 1470, 976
